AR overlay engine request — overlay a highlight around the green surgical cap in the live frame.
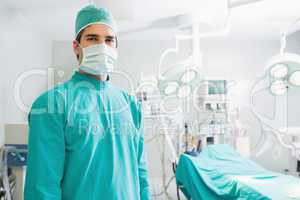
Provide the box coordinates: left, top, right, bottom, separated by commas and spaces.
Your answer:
75, 5, 116, 38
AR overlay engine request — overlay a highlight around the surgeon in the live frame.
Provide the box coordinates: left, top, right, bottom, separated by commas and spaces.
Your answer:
24, 5, 151, 200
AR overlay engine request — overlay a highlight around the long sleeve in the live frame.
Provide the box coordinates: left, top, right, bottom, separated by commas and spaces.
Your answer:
137, 134, 152, 200
136, 103, 152, 200
24, 91, 66, 200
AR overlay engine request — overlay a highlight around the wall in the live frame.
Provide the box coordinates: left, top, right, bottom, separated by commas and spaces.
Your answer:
0, 11, 52, 125
0, 10, 53, 200
0, 65, 3, 147
45, 33, 300, 191
202, 35, 300, 173
50, 39, 191, 88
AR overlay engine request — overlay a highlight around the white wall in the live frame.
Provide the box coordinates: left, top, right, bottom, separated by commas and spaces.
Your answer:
51, 39, 191, 89
201, 35, 300, 173
0, 11, 6, 146
23, 31, 298, 188
53, 34, 300, 175
0, 24, 296, 198
0, 11, 52, 125
0, 64, 4, 147
116, 37, 300, 174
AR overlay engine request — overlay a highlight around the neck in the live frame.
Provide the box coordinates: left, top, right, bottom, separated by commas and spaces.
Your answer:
78, 69, 108, 81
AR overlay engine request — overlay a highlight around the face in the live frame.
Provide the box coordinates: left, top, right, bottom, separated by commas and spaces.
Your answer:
73, 24, 117, 62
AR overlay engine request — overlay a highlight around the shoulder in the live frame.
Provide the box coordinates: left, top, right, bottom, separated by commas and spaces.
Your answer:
28, 81, 72, 124
30, 81, 70, 113
109, 84, 143, 124
112, 85, 141, 110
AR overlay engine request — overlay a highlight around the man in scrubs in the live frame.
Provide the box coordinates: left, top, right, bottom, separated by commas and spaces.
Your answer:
24, 5, 151, 200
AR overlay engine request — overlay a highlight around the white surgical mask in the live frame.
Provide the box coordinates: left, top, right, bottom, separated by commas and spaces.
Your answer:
79, 43, 118, 76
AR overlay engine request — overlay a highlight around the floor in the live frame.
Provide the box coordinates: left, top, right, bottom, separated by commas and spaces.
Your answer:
150, 177, 188, 200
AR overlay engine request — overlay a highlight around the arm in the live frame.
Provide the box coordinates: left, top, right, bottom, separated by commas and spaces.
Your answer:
136, 103, 152, 200
137, 134, 152, 200
24, 91, 65, 200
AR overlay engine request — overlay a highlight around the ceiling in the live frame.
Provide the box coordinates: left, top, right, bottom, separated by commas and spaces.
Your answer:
1, 0, 300, 41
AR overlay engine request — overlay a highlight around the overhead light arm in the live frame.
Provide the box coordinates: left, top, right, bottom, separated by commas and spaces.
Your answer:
280, 17, 300, 54
192, 23, 202, 67
229, 0, 264, 8
280, 33, 287, 54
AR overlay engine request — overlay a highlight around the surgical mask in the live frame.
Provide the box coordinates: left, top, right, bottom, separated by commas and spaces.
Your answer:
79, 43, 118, 76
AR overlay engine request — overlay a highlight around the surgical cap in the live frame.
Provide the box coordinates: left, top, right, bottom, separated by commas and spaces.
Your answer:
75, 5, 116, 38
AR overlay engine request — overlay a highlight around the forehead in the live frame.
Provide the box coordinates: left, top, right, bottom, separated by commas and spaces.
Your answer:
81, 24, 115, 37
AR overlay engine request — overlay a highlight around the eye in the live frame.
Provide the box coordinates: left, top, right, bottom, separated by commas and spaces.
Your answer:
105, 38, 114, 43
87, 37, 97, 41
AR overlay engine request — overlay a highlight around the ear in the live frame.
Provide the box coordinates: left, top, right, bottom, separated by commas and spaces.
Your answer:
73, 40, 80, 60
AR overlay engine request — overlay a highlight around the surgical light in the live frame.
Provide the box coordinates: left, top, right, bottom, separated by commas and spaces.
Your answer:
177, 85, 192, 98
264, 15, 300, 95
270, 64, 288, 79
265, 53, 300, 95
164, 82, 179, 95
251, 11, 300, 162
288, 71, 300, 86
180, 69, 197, 83
270, 80, 287, 96
158, 60, 204, 98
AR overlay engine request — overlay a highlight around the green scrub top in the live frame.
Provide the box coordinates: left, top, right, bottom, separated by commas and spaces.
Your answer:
24, 71, 151, 200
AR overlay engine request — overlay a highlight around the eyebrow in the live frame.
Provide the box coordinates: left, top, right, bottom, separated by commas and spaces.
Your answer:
106, 36, 116, 40
84, 34, 116, 39
84, 34, 99, 38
